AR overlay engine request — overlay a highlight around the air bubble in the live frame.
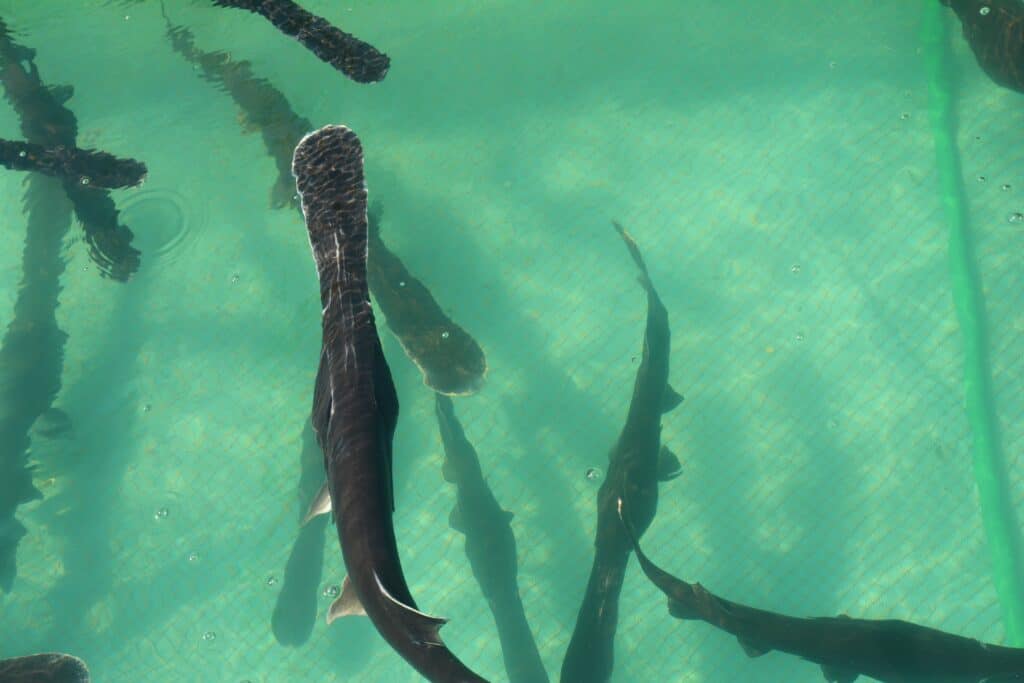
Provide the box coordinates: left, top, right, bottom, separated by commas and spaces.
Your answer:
980, 6, 991, 15
18, 150, 26, 158
1008, 212, 1023, 224
323, 584, 340, 598
1002, 184, 1012, 191
790, 264, 801, 274
795, 332, 805, 343
230, 273, 240, 284
440, 330, 450, 340
266, 576, 278, 587
188, 552, 199, 562
978, 175, 987, 183
899, 112, 909, 121
202, 631, 216, 642
143, 403, 152, 413
398, 280, 406, 287
585, 467, 602, 482
154, 507, 168, 520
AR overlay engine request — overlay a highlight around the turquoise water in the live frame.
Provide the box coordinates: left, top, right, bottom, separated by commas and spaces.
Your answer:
1, 1, 1023, 681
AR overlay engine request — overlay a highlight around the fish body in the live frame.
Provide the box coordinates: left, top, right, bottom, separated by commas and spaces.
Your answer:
560, 223, 683, 683
0, 652, 90, 683
293, 124, 487, 683
211, 0, 390, 83
0, 137, 147, 189
618, 499, 1024, 683
436, 394, 549, 683
942, 0, 1024, 92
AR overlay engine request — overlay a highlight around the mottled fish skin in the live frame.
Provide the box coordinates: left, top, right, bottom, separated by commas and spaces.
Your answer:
618, 499, 1024, 683
0, 652, 90, 683
436, 394, 549, 683
0, 17, 139, 280
293, 124, 488, 683
941, 0, 1024, 93
160, 4, 311, 209
210, 0, 390, 83
560, 223, 683, 683
0, 137, 146, 189
368, 203, 487, 396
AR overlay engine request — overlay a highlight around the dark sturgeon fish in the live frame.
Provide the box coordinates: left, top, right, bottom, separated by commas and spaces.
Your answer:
0, 137, 146, 189
210, 0, 390, 83
0, 18, 140, 280
368, 203, 487, 396
941, 0, 1024, 93
618, 499, 1024, 683
293, 124, 488, 683
160, 4, 312, 209
560, 222, 684, 683
436, 394, 549, 683
0, 653, 90, 683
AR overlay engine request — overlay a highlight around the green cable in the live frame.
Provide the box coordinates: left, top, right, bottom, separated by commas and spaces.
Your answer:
921, 1, 1024, 645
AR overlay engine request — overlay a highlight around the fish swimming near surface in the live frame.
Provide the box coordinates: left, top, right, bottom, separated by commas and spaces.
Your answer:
368, 203, 487, 396
435, 393, 549, 683
210, 0, 390, 83
617, 498, 1024, 683
160, 3, 312, 209
941, 0, 1024, 93
560, 222, 684, 683
0, 652, 90, 683
0, 137, 146, 189
0, 17, 140, 280
293, 124, 488, 683
271, 419, 329, 647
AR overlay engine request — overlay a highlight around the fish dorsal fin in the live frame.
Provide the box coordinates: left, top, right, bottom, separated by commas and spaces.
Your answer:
662, 384, 684, 412
301, 480, 332, 526
658, 445, 683, 481
820, 663, 859, 683
373, 572, 448, 646
326, 576, 366, 624
737, 636, 769, 658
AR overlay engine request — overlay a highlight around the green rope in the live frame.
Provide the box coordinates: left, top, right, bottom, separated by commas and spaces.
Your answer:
921, 1, 1024, 645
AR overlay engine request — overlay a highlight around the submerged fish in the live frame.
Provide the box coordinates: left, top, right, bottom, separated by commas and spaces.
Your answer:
160, 3, 312, 209
560, 222, 684, 683
368, 203, 487, 396
0, 17, 140, 280
941, 0, 1024, 93
436, 394, 549, 683
293, 124, 488, 683
618, 498, 1024, 683
211, 0, 390, 83
0, 652, 90, 683
0, 137, 146, 189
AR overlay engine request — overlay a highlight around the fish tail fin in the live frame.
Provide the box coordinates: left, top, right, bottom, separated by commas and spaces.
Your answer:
374, 572, 450, 647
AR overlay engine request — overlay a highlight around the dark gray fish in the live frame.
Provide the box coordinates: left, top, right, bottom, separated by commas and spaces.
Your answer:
368, 203, 487, 396
0, 17, 140, 280
210, 0, 389, 83
941, 0, 1024, 94
271, 418, 328, 647
0, 137, 146, 189
436, 394, 549, 683
293, 124, 488, 683
0, 653, 90, 683
160, 3, 312, 209
560, 222, 683, 683
618, 498, 1024, 683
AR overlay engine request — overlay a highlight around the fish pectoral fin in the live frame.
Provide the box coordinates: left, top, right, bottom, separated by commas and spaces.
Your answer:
301, 480, 332, 526
326, 576, 366, 624
657, 446, 683, 481
737, 636, 770, 658
48, 84, 74, 104
820, 664, 859, 683
666, 597, 700, 620
662, 384, 684, 412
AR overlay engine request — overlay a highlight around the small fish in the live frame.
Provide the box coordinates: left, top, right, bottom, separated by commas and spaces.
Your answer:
368, 203, 487, 396
0, 652, 90, 683
436, 394, 549, 683
618, 497, 1024, 683
941, 0, 1024, 93
293, 124, 488, 683
560, 222, 683, 683
0, 137, 146, 189
211, 0, 390, 83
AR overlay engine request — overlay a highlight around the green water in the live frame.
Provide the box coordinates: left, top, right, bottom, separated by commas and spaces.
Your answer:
1, 1, 1023, 681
